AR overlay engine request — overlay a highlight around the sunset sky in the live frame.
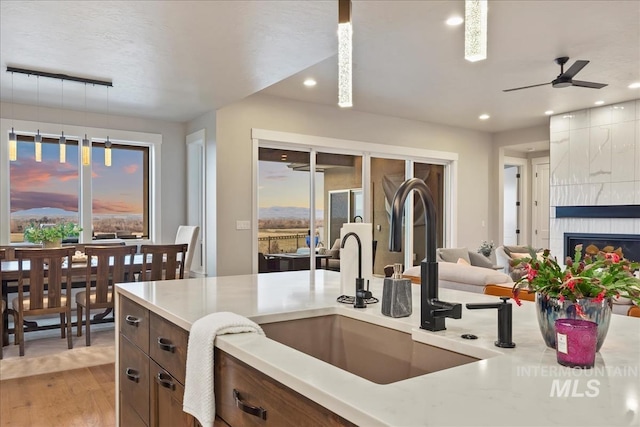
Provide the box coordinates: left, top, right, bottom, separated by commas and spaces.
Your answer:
258, 160, 324, 210
10, 141, 143, 215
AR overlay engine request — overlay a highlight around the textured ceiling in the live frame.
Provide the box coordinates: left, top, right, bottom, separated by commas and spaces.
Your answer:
1, 0, 639, 134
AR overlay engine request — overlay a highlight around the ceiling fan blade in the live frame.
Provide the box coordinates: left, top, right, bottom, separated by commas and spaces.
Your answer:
561, 60, 589, 79
503, 82, 551, 92
571, 80, 608, 89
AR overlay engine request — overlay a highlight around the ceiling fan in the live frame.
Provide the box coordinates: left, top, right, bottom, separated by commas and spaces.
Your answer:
503, 57, 608, 92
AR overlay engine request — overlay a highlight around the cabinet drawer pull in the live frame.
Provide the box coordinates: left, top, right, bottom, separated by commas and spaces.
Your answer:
233, 389, 267, 420
125, 315, 141, 326
157, 337, 176, 353
125, 368, 140, 383
156, 372, 176, 390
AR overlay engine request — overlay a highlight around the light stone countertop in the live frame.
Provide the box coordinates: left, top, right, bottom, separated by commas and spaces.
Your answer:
115, 270, 640, 427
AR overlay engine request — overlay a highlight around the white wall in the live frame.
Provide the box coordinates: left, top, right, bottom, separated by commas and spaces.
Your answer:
193, 93, 494, 276
1, 101, 187, 243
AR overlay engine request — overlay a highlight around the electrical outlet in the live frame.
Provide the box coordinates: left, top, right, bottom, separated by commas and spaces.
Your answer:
236, 220, 251, 230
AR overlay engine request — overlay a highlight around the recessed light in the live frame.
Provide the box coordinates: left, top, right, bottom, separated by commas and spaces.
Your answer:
446, 16, 464, 26
303, 78, 317, 87
628, 82, 640, 89
594, 100, 605, 105
527, 148, 535, 152
544, 110, 554, 115
478, 114, 490, 120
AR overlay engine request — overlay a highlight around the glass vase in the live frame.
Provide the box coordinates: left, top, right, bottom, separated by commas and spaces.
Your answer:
535, 292, 612, 352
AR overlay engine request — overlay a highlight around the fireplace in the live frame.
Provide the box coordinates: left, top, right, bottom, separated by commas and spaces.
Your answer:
564, 233, 640, 263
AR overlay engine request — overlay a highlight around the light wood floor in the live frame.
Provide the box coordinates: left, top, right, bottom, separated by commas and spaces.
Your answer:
0, 363, 115, 427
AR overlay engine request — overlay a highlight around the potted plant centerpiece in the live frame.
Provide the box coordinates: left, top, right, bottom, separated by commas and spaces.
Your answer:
23, 222, 82, 248
511, 244, 640, 351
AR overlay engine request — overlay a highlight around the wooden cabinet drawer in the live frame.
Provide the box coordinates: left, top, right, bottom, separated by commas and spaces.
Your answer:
149, 311, 189, 385
120, 296, 150, 353
150, 360, 195, 427
120, 335, 150, 426
214, 348, 356, 427
121, 399, 148, 427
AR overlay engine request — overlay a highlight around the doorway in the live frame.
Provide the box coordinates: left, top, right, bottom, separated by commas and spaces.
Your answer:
502, 156, 527, 247
532, 157, 550, 249
186, 130, 206, 277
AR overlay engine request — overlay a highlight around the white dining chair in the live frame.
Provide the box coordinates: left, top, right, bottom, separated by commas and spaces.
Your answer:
174, 225, 200, 277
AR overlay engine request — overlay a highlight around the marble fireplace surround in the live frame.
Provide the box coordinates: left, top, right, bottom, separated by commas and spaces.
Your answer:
549, 99, 640, 264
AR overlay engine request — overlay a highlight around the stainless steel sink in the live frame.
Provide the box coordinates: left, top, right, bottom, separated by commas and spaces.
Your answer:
261, 314, 479, 385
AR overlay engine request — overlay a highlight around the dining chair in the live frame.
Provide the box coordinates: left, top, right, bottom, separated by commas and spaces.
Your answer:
0, 249, 17, 359
140, 243, 188, 281
76, 245, 137, 346
13, 247, 75, 356
174, 225, 199, 276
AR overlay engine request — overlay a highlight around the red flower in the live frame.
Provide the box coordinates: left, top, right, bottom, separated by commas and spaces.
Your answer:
558, 295, 565, 303
512, 289, 523, 306
567, 280, 576, 291
594, 290, 607, 303
605, 253, 621, 263
525, 264, 538, 281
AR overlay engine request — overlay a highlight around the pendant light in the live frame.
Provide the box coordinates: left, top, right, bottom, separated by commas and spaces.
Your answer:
465, 0, 488, 62
81, 83, 90, 166
34, 76, 42, 162
5, 67, 113, 165
8, 71, 17, 161
104, 86, 111, 167
338, 0, 352, 108
59, 80, 66, 163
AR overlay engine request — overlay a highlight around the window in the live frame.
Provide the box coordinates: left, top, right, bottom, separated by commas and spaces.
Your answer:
7, 132, 150, 242
252, 128, 457, 275
10, 136, 79, 242
91, 142, 149, 238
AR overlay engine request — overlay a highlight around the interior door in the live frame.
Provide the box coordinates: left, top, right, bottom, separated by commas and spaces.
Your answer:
503, 165, 520, 245
533, 160, 550, 249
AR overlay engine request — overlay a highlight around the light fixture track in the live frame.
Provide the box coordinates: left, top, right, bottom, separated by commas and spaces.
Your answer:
6, 66, 113, 87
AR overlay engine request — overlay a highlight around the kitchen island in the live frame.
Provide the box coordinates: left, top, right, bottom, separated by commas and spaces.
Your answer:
115, 270, 640, 426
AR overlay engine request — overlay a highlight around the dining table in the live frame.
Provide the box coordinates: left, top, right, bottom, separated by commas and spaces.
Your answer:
0, 253, 147, 346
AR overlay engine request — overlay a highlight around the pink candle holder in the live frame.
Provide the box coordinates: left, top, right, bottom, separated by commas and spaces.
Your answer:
555, 318, 597, 368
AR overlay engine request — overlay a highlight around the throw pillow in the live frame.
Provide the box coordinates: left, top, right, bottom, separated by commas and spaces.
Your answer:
468, 251, 494, 269
502, 245, 539, 257
439, 247, 471, 264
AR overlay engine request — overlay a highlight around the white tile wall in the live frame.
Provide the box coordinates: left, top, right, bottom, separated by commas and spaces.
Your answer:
588, 126, 612, 184
570, 128, 591, 184
549, 99, 640, 257
550, 131, 570, 185
611, 122, 636, 183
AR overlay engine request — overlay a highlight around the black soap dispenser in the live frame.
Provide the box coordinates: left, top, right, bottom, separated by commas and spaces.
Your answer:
381, 263, 412, 318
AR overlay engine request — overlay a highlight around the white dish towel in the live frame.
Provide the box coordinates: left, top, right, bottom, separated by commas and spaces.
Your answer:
183, 312, 265, 427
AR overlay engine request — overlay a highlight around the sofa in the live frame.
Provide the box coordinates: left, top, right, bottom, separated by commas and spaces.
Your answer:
436, 247, 495, 269
402, 246, 513, 294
